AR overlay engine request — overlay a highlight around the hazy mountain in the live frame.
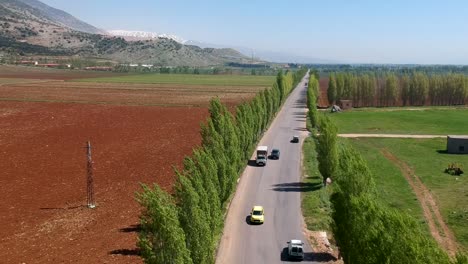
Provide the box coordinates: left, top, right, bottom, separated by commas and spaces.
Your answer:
186, 40, 336, 64
1, 0, 105, 34
0, 0, 252, 66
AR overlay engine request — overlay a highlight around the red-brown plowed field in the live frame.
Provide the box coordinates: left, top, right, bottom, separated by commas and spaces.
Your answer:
0, 80, 258, 107
0, 101, 208, 263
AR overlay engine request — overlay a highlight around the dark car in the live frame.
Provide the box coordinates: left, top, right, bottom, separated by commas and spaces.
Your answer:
270, 149, 280, 159
291, 136, 299, 143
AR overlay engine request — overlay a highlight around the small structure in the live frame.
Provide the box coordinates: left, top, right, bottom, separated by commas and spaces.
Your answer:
338, 99, 353, 110
331, 105, 342, 113
447, 135, 468, 154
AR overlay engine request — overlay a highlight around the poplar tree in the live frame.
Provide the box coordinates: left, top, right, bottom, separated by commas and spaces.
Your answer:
385, 74, 399, 106
400, 75, 410, 106
174, 172, 213, 264
276, 71, 285, 103
137, 184, 193, 264
315, 116, 338, 185
327, 74, 337, 105
192, 148, 222, 232
201, 119, 228, 202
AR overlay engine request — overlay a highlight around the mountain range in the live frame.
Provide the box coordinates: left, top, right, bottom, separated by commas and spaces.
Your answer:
0, 0, 330, 65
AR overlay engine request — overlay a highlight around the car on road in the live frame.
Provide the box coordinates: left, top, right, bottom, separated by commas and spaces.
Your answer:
250, 206, 264, 224
270, 148, 280, 159
287, 239, 304, 260
291, 136, 299, 143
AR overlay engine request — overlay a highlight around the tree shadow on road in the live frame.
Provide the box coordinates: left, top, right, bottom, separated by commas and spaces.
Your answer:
271, 182, 323, 192
280, 247, 337, 262
247, 159, 258, 167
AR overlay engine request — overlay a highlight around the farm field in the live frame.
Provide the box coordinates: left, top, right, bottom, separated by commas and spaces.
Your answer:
348, 138, 468, 252
76, 73, 276, 86
0, 65, 124, 80
0, 67, 274, 263
0, 80, 262, 107
327, 108, 468, 134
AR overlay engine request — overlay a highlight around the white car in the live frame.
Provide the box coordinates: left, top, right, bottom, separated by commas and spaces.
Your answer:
287, 239, 304, 260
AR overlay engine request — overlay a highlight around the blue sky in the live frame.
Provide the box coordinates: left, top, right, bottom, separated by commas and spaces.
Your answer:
41, 0, 468, 64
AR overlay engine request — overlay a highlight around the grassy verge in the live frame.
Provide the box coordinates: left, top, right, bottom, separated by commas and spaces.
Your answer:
302, 136, 332, 231
326, 108, 468, 134
349, 137, 468, 250
74, 73, 275, 86
346, 138, 425, 221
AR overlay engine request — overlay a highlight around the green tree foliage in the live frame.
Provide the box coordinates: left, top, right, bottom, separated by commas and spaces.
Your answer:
307, 76, 320, 128
409, 72, 429, 106
327, 74, 337, 105
335, 73, 345, 102
191, 148, 222, 232
332, 194, 452, 264
276, 71, 285, 103
201, 119, 229, 203
324, 140, 457, 264
454, 253, 468, 264
385, 73, 399, 106
315, 115, 338, 184
137, 184, 193, 264
174, 172, 213, 264
137, 68, 309, 264
400, 74, 410, 106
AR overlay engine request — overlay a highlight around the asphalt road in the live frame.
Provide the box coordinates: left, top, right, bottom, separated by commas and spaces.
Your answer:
216, 73, 319, 264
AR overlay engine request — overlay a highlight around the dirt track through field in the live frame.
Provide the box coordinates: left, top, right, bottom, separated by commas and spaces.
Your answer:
381, 149, 458, 256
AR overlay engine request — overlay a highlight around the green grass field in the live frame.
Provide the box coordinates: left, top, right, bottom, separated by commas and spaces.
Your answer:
348, 137, 468, 250
326, 108, 468, 134
301, 137, 333, 232
74, 73, 276, 86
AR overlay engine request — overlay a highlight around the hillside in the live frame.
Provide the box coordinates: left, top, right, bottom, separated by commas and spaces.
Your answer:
0, 0, 251, 66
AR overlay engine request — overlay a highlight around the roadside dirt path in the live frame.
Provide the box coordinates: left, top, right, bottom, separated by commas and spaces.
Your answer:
339, 134, 447, 138
381, 149, 458, 256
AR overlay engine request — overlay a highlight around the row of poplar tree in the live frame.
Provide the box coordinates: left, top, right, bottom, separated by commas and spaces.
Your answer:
136, 68, 308, 264
307, 75, 468, 263
327, 72, 468, 107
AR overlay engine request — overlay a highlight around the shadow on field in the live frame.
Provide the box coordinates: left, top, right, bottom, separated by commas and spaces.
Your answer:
436, 149, 459, 155
271, 182, 322, 192
119, 224, 141, 233
109, 248, 140, 256
40, 205, 83, 210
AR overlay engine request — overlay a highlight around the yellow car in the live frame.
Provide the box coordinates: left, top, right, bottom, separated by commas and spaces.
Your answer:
250, 206, 264, 224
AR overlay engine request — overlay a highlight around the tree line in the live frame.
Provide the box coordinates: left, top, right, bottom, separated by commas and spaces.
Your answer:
305, 77, 468, 263
326, 72, 468, 107
136, 68, 307, 264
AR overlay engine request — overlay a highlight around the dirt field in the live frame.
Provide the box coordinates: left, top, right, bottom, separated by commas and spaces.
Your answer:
0, 100, 209, 263
0, 65, 123, 80
0, 66, 269, 263
0, 80, 260, 107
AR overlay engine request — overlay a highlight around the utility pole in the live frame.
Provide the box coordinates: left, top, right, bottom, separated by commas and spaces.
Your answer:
86, 141, 96, 209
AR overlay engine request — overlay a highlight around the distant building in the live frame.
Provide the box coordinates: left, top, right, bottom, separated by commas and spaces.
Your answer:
338, 100, 353, 110
18, 60, 38, 65
36, 63, 61, 68
84, 66, 113, 71
447, 136, 468, 154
